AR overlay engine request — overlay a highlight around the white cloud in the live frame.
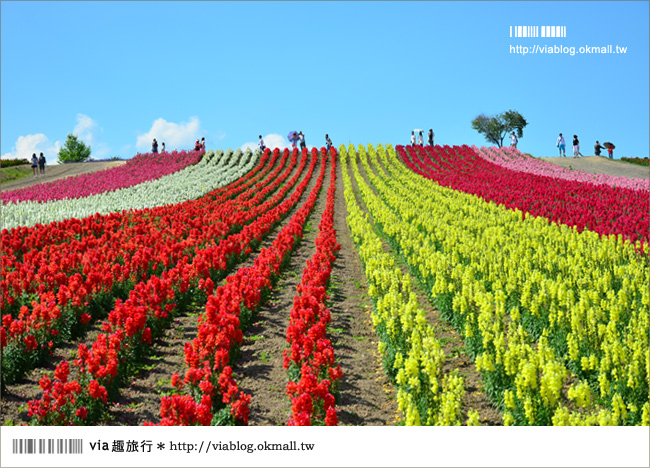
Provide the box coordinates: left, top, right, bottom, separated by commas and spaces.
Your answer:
73, 113, 111, 158
240, 133, 289, 152
73, 114, 98, 145
1, 134, 61, 162
2, 114, 114, 163
136, 117, 203, 152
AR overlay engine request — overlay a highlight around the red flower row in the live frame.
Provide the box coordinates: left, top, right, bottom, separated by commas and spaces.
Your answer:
150, 148, 331, 426
1, 149, 303, 385
284, 147, 342, 426
26, 148, 318, 425
398, 145, 649, 248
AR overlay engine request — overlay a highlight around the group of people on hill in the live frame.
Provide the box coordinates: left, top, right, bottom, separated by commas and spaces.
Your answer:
30, 153, 46, 177
147, 131, 618, 161
410, 129, 435, 147
556, 133, 614, 159
150, 138, 206, 154
257, 132, 334, 153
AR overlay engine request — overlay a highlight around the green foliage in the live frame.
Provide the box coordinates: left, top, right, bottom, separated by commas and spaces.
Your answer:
0, 166, 32, 184
471, 109, 528, 147
58, 133, 91, 163
621, 157, 649, 167
1, 158, 30, 168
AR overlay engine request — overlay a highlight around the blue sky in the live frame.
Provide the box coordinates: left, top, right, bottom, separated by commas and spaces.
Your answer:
2, 1, 648, 161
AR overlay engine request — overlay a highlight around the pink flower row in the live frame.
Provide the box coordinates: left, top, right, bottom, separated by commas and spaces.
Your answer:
1, 150, 203, 204
475, 146, 649, 192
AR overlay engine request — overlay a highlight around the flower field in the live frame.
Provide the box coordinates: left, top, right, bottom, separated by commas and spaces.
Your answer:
1, 143, 648, 427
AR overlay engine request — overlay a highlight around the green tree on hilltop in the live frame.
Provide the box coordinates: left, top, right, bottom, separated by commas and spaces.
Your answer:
472, 110, 528, 147
58, 133, 91, 163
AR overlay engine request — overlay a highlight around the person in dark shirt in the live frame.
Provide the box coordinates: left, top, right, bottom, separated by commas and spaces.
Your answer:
38, 152, 46, 174
572, 135, 583, 157
594, 141, 605, 157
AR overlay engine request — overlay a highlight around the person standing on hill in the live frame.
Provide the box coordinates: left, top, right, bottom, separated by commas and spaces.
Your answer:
152, 138, 158, 154
299, 131, 306, 150
410, 131, 416, 146
572, 135, 583, 157
194, 139, 201, 151
594, 141, 605, 157
325, 134, 333, 151
418, 131, 424, 146
31, 153, 39, 177
258, 135, 266, 152
201, 137, 206, 151
510, 132, 518, 149
556, 133, 566, 157
161, 142, 166, 153
38, 153, 46, 174
428, 129, 434, 147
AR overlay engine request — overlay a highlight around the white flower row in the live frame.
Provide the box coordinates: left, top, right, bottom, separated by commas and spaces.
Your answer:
1, 149, 259, 230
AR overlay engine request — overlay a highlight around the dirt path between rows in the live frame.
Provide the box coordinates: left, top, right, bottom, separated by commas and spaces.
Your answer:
539, 156, 649, 180
1, 161, 127, 192
234, 153, 396, 426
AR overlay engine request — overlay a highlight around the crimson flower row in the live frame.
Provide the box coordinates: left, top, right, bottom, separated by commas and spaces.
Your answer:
149, 148, 330, 426
399, 145, 649, 247
284, 147, 342, 426
26, 148, 319, 425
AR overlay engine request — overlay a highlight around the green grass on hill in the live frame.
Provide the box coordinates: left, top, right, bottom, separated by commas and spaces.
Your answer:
0, 166, 33, 184
621, 157, 650, 167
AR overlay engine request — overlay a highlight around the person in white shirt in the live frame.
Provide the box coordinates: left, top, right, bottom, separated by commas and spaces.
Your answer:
31, 153, 39, 177
258, 135, 266, 152
510, 132, 518, 148
410, 131, 416, 146
556, 133, 566, 157
418, 131, 424, 146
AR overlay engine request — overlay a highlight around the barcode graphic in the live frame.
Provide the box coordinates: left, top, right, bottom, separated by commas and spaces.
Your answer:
510, 26, 566, 37
12, 438, 83, 454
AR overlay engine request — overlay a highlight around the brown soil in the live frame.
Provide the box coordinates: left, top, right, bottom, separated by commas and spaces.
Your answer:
1, 160, 126, 192
233, 153, 325, 426
539, 155, 649, 180
330, 158, 398, 426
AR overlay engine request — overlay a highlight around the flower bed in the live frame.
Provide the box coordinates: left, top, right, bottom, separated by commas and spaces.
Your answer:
26, 148, 320, 425
399, 144, 649, 247
1, 148, 297, 387
1, 150, 204, 205
149, 148, 329, 426
475, 146, 648, 191
360, 143, 649, 426
284, 146, 342, 426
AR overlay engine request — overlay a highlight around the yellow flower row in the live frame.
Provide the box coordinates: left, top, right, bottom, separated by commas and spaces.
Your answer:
339, 144, 467, 425
347, 143, 648, 426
